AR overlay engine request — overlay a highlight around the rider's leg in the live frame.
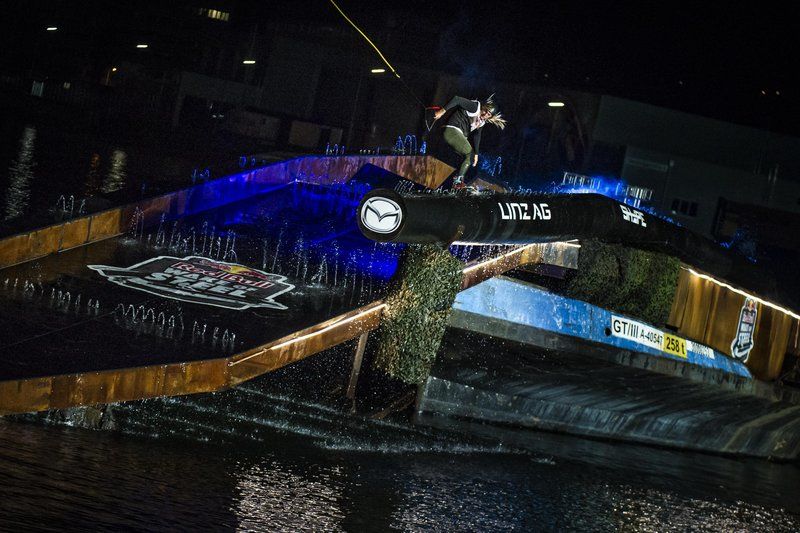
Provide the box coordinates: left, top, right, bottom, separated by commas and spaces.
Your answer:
442, 127, 473, 185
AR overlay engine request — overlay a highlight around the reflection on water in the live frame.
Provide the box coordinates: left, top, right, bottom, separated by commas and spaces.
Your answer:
83, 148, 128, 197
0, 302, 799, 530
102, 149, 127, 194
0, 115, 194, 235
1, 414, 798, 531
605, 486, 800, 532
84, 152, 101, 195
4, 125, 36, 220
235, 461, 346, 531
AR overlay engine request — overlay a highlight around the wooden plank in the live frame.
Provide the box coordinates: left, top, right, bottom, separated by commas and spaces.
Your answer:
668, 268, 692, 330
227, 301, 385, 386
678, 274, 715, 341
0, 377, 53, 415
87, 208, 124, 242
0, 233, 30, 268
30, 226, 60, 259
58, 217, 91, 251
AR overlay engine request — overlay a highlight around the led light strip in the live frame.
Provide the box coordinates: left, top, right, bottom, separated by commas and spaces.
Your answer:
684, 267, 800, 320
231, 241, 582, 365
462, 244, 532, 274
450, 241, 518, 247
270, 304, 386, 349
450, 240, 581, 248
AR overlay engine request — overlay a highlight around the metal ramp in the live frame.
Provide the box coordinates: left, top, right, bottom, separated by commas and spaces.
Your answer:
0, 155, 576, 414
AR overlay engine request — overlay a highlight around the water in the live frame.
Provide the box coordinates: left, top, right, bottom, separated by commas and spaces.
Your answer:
1, 384, 798, 531
0, 113, 250, 238
2, 119, 798, 530
0, 121, 129, 232
2, 335, 799, 530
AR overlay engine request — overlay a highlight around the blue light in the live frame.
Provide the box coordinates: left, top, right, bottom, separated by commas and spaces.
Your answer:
548, 173, 682, 224
552, 173, 635, 202
192, 176, 402, 282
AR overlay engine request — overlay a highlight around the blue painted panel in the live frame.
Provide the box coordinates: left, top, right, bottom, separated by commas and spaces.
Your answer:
454, 277, 752, 378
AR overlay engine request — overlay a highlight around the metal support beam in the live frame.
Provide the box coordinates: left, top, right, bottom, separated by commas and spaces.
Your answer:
346, 332, 369, 400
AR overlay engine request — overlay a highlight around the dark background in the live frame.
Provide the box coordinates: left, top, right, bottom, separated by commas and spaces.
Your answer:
273, 1, 799, 136
1, 1, 796, 135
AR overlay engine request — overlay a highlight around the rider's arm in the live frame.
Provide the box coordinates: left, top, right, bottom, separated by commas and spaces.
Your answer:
443, 96, 480, 115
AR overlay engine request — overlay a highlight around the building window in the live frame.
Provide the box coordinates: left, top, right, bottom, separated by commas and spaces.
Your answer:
197, 7, 230, 21
671, 197, 699, 217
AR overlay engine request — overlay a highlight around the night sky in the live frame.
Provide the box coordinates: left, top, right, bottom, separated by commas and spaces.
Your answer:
300, 1, 798, 136
2, 1, 796, 136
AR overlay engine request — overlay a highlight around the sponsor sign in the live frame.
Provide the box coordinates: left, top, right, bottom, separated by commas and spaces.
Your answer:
730, 298, 758, 362
610, 315, 663, 351
619, 204, 647, 227
686, 340, 715, 359
360, 197, 403, 234
497, 202, 551, 221
663, 333, 687, 358
89, 256, 295, 310
611, 315, 689, 358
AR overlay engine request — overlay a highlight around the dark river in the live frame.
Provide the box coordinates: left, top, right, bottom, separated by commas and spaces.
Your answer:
1, 382, 799, 532
1, 107, 799, 532
0, 105, 263, 238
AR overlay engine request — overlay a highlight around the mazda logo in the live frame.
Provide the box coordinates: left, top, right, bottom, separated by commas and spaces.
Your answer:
361, 197, 402, 234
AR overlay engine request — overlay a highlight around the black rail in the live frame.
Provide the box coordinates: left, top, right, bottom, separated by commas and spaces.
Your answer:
357, 189, 795, 311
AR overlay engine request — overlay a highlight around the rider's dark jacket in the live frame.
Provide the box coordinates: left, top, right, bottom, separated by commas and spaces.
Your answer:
442, 96, 483, 154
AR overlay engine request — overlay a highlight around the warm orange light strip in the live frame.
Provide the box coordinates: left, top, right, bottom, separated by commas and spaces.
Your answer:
271, 304, 386, 350
462, 244, 530, 274
461, 241, 582, 275
451, 240, 580, 248
684, 267, 800, 320
229, 303, 387, 366
231, 241, 580, 365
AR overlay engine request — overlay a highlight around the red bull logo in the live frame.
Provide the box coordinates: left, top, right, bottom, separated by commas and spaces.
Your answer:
730, 297, 758, 362
89, 256, 295, 311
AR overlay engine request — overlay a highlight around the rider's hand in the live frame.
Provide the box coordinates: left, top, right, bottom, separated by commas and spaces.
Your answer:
434, 108, 445, 120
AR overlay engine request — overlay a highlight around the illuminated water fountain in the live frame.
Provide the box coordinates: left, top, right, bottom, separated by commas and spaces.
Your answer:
0, 154, 509, 421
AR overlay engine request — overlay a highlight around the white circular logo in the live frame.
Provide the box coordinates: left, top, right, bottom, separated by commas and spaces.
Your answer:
361, 197, 402, 234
